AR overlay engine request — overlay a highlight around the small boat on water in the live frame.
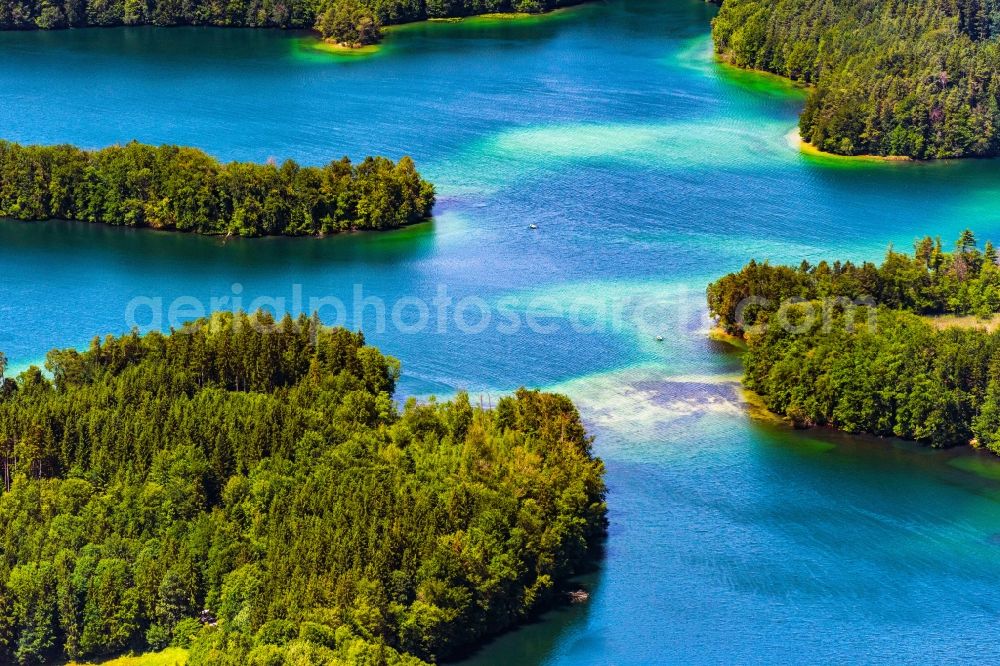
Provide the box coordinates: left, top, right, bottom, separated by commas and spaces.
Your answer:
529, 223, 538, 229
656, 335, 664, 342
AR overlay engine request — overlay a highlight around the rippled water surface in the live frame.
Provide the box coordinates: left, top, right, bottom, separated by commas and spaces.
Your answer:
4, 1, 1000, 662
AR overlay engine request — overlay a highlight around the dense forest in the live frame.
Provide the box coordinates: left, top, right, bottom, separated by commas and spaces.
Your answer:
0, 140, 434, 237
708, 231, 1000, 450
712, 0, 1000, 158
741, 305, 1000, 450
708, 230, 1000, 335
0, 313, 607, 664
0, 0, 582, 45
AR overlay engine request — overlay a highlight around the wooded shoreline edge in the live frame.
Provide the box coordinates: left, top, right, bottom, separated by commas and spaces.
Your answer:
0, 312, 607, 664
0, 140, 435, 237
0, 0, 593, 49
708, 231, 1000, 453
711, 0, 1000, 160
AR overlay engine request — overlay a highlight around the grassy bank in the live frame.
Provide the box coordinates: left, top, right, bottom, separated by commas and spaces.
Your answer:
786, 129, 913, 163
923, 313, 1000, 333
67, 648, 188, 666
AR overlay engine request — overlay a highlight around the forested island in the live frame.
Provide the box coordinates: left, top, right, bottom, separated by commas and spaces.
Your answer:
0, 312, 607, 664
0, 0, 583, 47
0, 140, 434, 237
712, 0, 1000, 158
708, 231, 1000, 451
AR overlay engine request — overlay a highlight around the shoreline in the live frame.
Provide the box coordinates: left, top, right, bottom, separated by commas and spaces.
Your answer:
441, 7, 583, 22
0, 214, 434, 241
738, 386, 787, 426
707, 326, 747, 351
714, 50, 927, 163
0, 2, 589, 35
708, 328, 1000, 476
301, 4, 588, 57
785, 128, 913, 163
713, 51, 811, 95
309, 38, 382, 56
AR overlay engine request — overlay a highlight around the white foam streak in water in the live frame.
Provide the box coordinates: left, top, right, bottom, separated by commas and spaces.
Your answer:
548, 363, 746, 446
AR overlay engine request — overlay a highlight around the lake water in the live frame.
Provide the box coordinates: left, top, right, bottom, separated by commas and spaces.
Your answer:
4, 0, 1000, 662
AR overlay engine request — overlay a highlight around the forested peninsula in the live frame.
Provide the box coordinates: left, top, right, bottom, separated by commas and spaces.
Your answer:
708, 231, 1000, 451
712, 0, 1000, 159
0, 140, 434, 237
0, 0, 583, 47
0, 312, 607, 664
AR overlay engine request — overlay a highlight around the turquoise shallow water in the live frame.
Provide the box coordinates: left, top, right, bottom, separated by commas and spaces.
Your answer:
4, 1, 1000, 662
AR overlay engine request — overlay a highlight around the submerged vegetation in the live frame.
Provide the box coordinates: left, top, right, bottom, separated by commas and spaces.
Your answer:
709, 231, 1000, 451
0, 312, 607, 664
0, 0, 583, 46
0, 140, 434, 237
713, 0, 1000, 158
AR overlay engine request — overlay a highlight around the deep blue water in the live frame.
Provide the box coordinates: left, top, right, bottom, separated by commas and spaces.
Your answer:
4, 1, 1000, 662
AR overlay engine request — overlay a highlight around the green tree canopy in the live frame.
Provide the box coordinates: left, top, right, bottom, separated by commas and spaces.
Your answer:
0, 311, 606, 664
316, 0, 382, 46
713, 0, 1000, 158
0, 141, 435, 237
0, 0, 578, 34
